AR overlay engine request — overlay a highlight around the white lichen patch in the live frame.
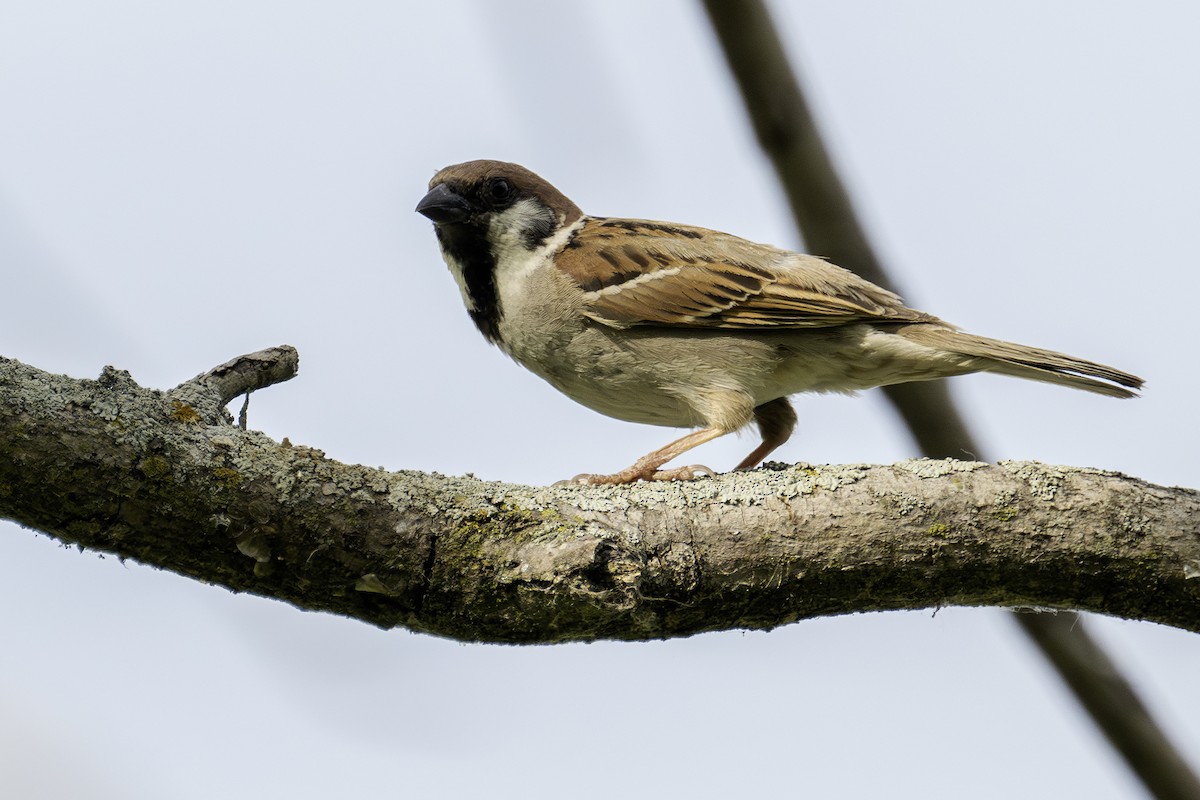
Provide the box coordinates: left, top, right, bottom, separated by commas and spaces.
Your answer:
699, 463, 870, 502
538, 463, 872, 510
999, 461, 1068, 501
774, 463, 870, 498
543, 483, 635, 512
884, 492, 925, 517
1119, 509, 1151, 535
894, 458, 988, 479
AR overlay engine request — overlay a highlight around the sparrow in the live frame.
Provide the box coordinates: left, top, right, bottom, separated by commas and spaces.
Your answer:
416, 159, 1142, 485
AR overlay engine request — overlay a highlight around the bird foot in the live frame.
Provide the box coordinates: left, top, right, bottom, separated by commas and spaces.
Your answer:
556, 464, 716, 486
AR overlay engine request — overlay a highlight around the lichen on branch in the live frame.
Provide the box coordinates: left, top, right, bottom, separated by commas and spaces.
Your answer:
1, 349, 1198, 642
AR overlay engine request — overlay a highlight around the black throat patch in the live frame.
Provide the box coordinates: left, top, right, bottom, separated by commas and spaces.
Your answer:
435, 223, 503, 345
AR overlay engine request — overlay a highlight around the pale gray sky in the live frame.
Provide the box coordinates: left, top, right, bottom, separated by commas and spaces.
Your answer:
2, 2, 1198, 797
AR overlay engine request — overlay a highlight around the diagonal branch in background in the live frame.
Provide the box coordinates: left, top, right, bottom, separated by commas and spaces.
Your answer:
698, 1, 1200, 797
2, 350, 1200, 642
698, 0, 976, 458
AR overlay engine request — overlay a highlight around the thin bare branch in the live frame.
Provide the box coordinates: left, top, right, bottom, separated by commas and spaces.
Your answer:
175, 344, 300, 407
1017, 611, 1200, 800
698, 0, 1200, 794
698, 0, 977, 456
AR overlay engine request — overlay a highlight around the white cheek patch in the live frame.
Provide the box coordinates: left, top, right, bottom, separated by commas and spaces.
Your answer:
487, 198, 554, 263
492, 214, 585, 304
436, 202, 582, 321
437, 199, 556, 315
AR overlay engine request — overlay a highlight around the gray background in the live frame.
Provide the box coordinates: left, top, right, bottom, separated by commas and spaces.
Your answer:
2, 2, 1197, 797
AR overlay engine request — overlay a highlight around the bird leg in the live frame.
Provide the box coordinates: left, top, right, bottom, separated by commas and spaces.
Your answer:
560, 398, 796, 485
561, 427, 727, 485
734, 398, 797, 470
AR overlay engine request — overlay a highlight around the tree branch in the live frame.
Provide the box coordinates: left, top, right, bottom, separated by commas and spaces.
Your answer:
3, 350, 1198, 642
178, 344, 300, 406
1015, 611, 1200, 800
167, 344, 300, 425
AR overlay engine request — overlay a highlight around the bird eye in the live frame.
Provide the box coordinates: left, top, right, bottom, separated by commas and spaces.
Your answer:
486, 178, 515, 206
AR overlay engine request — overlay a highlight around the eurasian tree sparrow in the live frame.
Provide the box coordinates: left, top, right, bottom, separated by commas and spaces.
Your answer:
416, 160, 1141, 485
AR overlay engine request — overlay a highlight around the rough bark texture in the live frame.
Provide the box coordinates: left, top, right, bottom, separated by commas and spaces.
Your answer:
2, 350, 1198, 643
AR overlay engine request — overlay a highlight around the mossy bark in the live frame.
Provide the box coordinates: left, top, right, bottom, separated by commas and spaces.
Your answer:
2, 352, 1198, 642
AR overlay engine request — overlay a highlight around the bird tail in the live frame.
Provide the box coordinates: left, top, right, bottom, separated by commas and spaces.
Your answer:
896, 326, 1143, 398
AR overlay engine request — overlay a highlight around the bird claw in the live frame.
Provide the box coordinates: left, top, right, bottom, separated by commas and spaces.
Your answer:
555, 464, 716, 486
649, 464, 716, 481
554, 474, 598, 487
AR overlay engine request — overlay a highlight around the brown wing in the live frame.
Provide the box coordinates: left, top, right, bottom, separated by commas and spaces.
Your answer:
554, 217, 935, 330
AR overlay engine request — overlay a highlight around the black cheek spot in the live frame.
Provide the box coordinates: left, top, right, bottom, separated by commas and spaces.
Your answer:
520, 215, 556, 249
